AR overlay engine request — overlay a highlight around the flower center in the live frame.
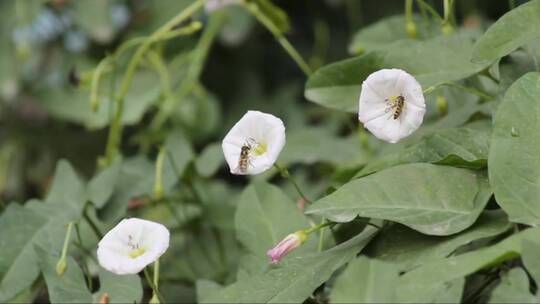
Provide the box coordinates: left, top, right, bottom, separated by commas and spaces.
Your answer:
126, 235, 145, 259
388, 95, 402, 104
252, 142, 267, 156
128, 247, 146, 259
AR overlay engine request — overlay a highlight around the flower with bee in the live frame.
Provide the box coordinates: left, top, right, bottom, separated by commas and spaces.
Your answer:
222, 110, 286, 175
358, 69, 426, 143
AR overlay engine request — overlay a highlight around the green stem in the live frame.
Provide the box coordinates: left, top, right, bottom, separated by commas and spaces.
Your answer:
89, 57, 111, 112
442, 0, 454, 33
150, 13, 224, 130
101, 0, 204, 167
352, 219, 383, 230
304, 220, 334, 235
154, 259, 160, 290
90, 21, 201, 117
308, 19, 330, 69
481, 69, 500, 85
147, 51, 174, 101
317, 219, 326, 252
443, 0, 451, 20
144, 267, 165, 304
423, 82, 494, 100
153, 146, 166, 200
405, 0, 416, 37
415, 0, 443, 20
444, 82, 494, 100
60, 222, 74, 258
83, 204, 103, 239
417, 0, 428, 23
273, 164, 311, 203
56, 222, 74, 275
246, 3, 312, 76
113, 22, 202, 61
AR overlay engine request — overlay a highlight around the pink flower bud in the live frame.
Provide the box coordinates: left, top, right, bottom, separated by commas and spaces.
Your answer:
266, 231, 307, 264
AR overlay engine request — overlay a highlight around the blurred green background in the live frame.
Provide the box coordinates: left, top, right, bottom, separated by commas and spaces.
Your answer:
0, 0, 515, 205
0, 0, 531, 303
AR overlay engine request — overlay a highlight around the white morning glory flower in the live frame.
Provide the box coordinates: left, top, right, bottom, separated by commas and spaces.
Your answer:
97, 218, 170, 275
358, 69, 426, 143
222, 110, 286, 175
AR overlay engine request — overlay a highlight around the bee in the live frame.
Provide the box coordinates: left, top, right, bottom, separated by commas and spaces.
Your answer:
237, 138, 256, 173
385, 95, 405, 120
127, 235, 139, 250
392, 95, 405, 119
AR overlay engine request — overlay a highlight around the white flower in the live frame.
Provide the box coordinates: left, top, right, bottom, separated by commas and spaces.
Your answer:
205, 0, 241, 13
358, 69, 426, 143
97, 218, 170, 275
222, 110, 286, 175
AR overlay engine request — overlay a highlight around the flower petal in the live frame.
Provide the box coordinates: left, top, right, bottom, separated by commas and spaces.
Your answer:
97, 218, 170, 275
358, 69, 426, 143
222, 110, 286, 175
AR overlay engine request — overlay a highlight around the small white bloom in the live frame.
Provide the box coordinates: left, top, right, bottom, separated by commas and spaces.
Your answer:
358, 69, 426, 143
222, 110, 286, 175
97, 218, 170, 275
205, 0, 241, 13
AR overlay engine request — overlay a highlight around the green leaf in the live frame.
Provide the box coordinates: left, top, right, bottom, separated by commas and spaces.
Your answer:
99, 155, 178, 221
489, 268, 537, 304
472, 0, 540, 64
196, 280, 223, 303
306, 33, 489, 112
366, 211, 511, 271
200, 225, 379, 303
72, 0, 115, 43
165, 130, 195, 177
35, 246, 92, 303
39, 72, 161, 130
87, 162, 121, 208
398, 227, 540, 289
305, 52, 382, 113
195, 142, 223, 177
45, 160, 86, 206
251, 0, 290, 33
330, 256, 399, 303
489, 72, 540, 225
348, 15, 437, 54
279, 127, 364, 166
307, 163, 490, 235
0, 161, 87, 302
0, 204, 47, 302
521, 238, 540, 286
235, 182, 316, 276
94, 268, 142, 304
358, 127, 490, 177
161, 228, 239, 283
397, 277, 465, 304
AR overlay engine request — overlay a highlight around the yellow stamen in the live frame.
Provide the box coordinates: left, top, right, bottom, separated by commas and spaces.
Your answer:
253, 142, 268, 156
128, 247, 146, 259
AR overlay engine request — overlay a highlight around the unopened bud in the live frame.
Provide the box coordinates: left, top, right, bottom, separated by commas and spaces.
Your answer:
266, 231, 307, 264
56, 257, 67, 276
149, 293, 160, 304
442, 23, 453, 35
406, 22, 417, 39
437, 95, 448, 117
